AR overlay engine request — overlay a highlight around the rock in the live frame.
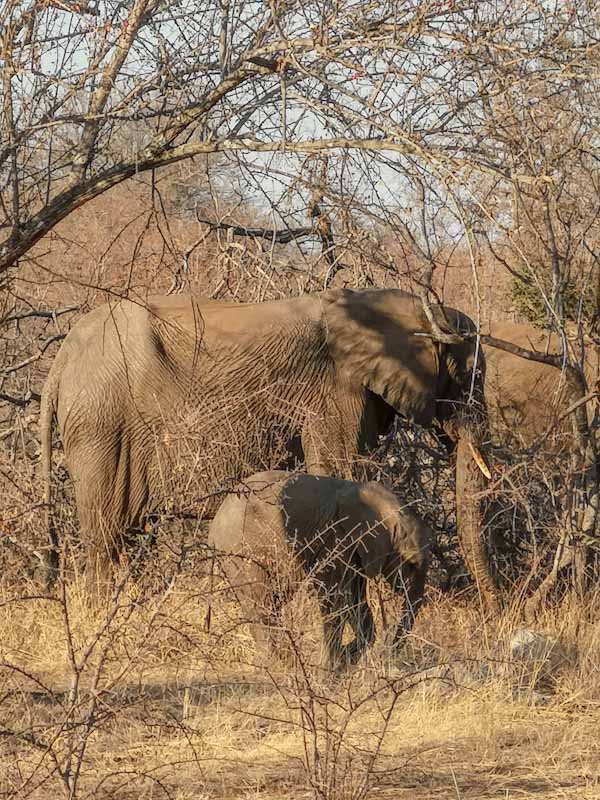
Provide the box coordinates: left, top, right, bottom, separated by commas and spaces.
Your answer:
511, 687, 552, 706
385, 659, 491, 699
508, 628, 567, 691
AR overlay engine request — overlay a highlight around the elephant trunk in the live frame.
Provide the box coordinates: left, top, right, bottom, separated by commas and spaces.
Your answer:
395, 568, 427, 642
393, 562, 427, 643
454, 425, 498, 609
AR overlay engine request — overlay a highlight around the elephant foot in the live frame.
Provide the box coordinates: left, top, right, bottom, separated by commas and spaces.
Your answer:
323, 641, 364, 676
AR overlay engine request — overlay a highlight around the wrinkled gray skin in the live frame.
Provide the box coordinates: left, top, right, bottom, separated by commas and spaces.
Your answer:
208, 470, 431, 670
483, 322, 599, 448
40, 288, 491, 597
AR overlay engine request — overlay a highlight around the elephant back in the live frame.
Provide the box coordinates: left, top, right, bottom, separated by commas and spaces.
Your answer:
483, 322, 597, 449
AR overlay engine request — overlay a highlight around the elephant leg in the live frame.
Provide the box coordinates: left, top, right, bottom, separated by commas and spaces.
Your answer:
87, 517, 156, 600
317, 573, 375, 671
124, 514, 159, 581
301, 411, 355, 479
317, 583, 352, 671
301, 390, 385, 481
342, 570, 375, 664
83, 512, 126, 601
84, 539, 120, 601
222, 557, 289, 663
246, 590, 290, 663
345, 603, 375, 664
67, 447, 122, 597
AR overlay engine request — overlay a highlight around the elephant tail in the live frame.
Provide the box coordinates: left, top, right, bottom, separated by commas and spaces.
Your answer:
39, 355, 63, 590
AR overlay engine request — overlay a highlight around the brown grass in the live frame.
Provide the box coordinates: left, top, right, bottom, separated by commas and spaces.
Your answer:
2, 569, 600, 800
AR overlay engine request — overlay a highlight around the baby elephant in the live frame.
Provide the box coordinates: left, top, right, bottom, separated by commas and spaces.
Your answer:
208, 470, 430, 670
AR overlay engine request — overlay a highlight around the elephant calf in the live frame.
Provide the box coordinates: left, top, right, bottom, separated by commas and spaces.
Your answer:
208, 470, 431, 670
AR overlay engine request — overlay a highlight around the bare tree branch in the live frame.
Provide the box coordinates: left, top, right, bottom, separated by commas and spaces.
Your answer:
194, 219, 315, 244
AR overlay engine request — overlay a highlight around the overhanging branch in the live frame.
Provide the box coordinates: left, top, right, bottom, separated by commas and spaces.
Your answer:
1, 136, 511, 275
473, 333, 567, 370
194, 218, 315, 243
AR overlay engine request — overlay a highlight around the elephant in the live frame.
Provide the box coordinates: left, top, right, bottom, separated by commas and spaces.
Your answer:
482, 321, 599, 612
483, 322, 599, 449
39, 287, 494, 599
207, 470, 431, 670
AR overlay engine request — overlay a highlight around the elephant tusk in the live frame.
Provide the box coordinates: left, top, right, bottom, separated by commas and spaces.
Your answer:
468, 441, 491, 480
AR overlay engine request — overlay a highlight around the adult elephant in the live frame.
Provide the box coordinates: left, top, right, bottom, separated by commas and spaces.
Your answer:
483, 322, 599, 448
40, 288, 494, 600
483, 321, 598, 616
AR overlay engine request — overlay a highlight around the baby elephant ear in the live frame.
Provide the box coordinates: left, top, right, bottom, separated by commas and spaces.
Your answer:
357, 527, 390, 579
324, 289, 440, 419
396, 511, 432, 575
335, 483, 389, 579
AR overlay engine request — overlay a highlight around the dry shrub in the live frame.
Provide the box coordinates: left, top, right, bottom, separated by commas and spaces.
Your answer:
2, 166, 598, 799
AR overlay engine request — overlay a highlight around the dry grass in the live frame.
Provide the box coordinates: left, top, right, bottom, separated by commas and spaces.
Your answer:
2, 568, 600, 800
2, 170, 598, 800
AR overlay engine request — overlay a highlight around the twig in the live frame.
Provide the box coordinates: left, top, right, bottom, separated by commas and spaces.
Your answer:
3, 305, 78, 324
1, 334, 65, 375
0, 391, 41, 408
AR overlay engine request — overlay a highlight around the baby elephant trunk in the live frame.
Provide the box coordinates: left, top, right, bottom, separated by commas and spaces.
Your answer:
386, 553, 429, 644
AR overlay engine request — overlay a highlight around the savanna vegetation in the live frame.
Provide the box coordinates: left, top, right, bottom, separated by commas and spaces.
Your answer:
1, 1, 599, 798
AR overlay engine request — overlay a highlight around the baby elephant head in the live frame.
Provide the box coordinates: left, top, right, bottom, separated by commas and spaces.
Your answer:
338, 481, 431, 642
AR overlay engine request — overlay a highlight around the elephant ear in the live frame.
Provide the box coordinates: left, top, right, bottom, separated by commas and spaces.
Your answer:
323, 288, 441, 422
335, 482, 391, 579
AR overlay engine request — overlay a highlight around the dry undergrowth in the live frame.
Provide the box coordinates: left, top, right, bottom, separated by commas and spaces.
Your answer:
1, 178, 598, 800
1, 565, 600, 800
